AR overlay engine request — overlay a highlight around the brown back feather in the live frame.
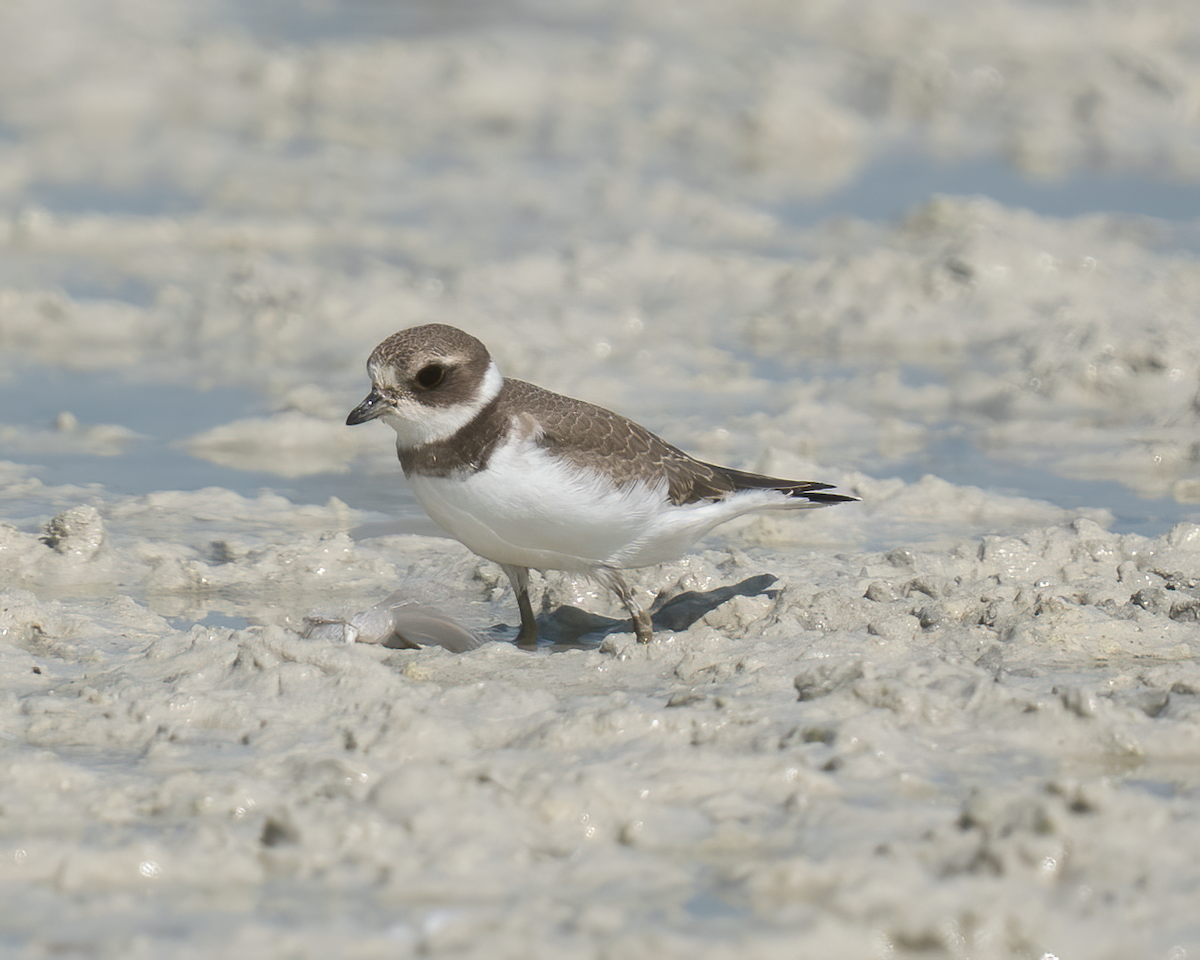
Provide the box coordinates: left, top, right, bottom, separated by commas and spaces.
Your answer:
505, 380, 855, 507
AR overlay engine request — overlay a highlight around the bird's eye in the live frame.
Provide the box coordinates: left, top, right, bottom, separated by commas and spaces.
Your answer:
415, 363, 447, 389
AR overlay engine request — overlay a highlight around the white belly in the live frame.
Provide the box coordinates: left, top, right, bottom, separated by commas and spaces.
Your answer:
405, 439, 798, 572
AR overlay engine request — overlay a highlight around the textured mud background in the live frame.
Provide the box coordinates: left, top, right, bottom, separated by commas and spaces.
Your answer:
2, 1, 1200, 958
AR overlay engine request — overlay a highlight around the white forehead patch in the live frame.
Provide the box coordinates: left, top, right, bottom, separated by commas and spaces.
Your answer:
367, 358, 402, 392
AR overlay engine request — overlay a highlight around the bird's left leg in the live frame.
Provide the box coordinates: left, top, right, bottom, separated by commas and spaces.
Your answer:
500, 563, 538, 646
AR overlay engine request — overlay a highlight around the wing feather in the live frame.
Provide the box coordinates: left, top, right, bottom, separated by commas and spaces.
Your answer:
504, 380, 857, 507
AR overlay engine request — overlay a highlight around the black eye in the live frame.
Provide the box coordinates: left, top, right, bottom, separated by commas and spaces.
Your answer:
415, 363, 447, 390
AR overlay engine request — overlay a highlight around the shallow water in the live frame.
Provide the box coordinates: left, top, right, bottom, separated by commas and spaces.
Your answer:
4, 351, 1194, 543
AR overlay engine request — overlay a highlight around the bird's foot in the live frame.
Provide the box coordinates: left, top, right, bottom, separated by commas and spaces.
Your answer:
633, 608, 653, 644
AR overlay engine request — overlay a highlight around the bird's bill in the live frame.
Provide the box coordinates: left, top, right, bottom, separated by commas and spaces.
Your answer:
346, 389, 391, 425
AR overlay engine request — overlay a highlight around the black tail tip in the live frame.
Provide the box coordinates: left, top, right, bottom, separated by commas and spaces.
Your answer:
802, 490, 859, 505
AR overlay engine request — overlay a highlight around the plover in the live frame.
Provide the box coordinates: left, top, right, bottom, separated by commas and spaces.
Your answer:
347, 323, 856, 644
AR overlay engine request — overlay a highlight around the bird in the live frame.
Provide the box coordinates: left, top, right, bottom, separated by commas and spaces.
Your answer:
346, 323, 856, 644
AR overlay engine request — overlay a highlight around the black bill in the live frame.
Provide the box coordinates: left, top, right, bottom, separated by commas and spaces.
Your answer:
346, 389, 390, 425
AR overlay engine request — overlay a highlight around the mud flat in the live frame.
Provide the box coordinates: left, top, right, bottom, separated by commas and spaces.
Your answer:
2, 0, 1200, 957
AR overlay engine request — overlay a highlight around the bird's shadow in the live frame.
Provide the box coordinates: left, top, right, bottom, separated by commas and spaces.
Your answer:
491, 573, 779, 649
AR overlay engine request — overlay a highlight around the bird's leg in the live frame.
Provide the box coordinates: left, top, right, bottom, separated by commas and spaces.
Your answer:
631, 605, 653, 644
501, 564, 538, 646
595, 566, 654, 643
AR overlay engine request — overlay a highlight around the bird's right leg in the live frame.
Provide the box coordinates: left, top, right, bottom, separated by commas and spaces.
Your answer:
594, 566, 654, 643
501, 563, 538, 645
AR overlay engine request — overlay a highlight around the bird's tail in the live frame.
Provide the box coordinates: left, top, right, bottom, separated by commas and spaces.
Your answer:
718, 465, 859, 506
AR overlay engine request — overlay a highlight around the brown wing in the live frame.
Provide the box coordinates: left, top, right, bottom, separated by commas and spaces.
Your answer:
504, 380, 856, 507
